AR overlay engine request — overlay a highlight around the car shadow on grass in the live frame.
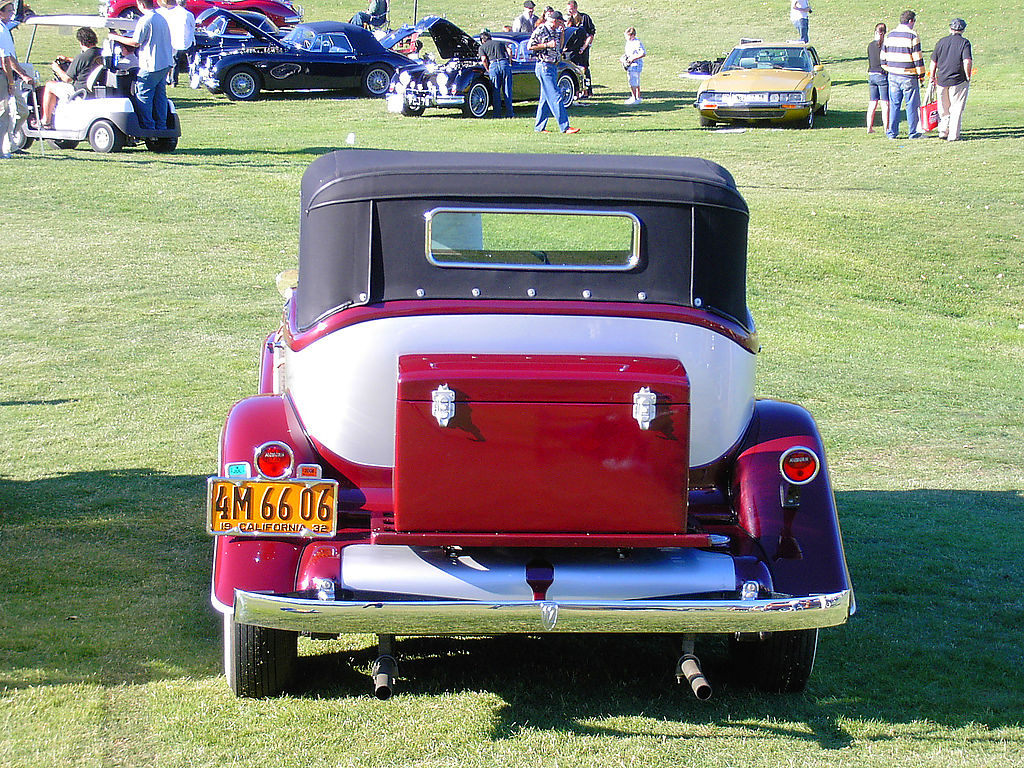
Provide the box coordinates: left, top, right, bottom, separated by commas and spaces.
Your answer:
3, 473, 1022, 749
300, 488, 1024, 747
0, 468, 220, 690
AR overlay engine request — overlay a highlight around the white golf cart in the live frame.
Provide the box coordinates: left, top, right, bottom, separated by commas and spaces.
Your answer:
12, 15, 181, 153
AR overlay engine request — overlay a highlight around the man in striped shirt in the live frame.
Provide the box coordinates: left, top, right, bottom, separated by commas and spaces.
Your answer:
882, 10, 926, 138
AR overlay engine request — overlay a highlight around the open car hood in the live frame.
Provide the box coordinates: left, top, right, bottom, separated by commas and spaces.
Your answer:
198, 8, 288, 50
407, 16, 479, 60
24, 14, 137, 32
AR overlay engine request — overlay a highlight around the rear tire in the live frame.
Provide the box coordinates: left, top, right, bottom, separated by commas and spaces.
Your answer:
88, 119, 125, 153
698, 114, 716, 128
361, 65, 394, 97
225, 616, 297, 698
730, 628, 819, 692
463, 80, 491, 117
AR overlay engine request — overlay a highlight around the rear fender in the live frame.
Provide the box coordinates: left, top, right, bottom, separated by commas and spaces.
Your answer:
733, 400, 854, 605
258, 331, 277, 394
212, 394, 319, 609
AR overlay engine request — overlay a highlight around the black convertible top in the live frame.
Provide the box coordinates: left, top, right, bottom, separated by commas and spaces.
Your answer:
296, 150, 750, 331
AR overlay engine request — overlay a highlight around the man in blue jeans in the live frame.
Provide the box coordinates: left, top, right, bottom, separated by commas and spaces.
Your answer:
479, 29, 513, 118
881, 9, 926, 139
527, 10, 579, 133
110, 0, 174, 129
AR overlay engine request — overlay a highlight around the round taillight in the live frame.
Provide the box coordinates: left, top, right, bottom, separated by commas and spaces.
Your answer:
779, 446, 820, 485
255, 441, 293, 479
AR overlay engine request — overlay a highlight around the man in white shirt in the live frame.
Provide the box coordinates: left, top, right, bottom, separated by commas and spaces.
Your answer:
110, 0, 174, 129
790, 0, 811, 44
0, 1, 31, 157
157, 0, 195, 87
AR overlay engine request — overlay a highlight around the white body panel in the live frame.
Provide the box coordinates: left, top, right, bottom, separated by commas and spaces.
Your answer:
285, 313, 756, 468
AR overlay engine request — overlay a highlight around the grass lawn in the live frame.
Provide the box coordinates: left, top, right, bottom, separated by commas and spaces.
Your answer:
1, 0, 1022, 766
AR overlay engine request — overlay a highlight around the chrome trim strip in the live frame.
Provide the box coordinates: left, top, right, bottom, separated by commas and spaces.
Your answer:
234, 589, 852, 635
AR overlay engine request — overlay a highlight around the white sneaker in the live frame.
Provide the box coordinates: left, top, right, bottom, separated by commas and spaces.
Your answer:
634, 97, 642, 103
624, 97, 637, 105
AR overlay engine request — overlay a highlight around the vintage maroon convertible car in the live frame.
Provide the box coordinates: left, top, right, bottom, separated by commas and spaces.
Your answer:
207, 151, 854, 699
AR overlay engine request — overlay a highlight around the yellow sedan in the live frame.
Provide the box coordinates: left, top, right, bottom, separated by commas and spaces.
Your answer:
694, 42, 831, 128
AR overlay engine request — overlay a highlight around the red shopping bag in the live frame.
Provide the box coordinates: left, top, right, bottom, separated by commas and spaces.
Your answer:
919, 80, 939, 132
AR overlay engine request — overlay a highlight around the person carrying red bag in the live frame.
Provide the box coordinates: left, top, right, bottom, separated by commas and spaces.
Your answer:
928, 18, 973, 142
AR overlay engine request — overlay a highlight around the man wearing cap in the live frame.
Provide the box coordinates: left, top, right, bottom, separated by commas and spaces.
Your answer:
881, 9, 926, 139
512, 1, 538, 34
528, 10, 578, 133
0, 1, 32, 158
479, 29, 513, 118
929, 18, 972, 141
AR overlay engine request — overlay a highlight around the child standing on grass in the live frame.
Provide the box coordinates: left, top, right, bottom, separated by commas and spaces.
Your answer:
621, 27, 645, 104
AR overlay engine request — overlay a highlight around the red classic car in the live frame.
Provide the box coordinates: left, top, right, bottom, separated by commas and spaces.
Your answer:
101, 0, 301, 28
207, 151, 855, 699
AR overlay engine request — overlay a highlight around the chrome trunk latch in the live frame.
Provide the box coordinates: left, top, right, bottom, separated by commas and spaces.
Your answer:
431, 384, 456, 427
632, 387, 657, 430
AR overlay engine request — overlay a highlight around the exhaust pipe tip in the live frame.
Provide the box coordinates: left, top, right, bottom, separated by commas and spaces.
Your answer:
372, 654, 397, 700
676, 654, 712, 700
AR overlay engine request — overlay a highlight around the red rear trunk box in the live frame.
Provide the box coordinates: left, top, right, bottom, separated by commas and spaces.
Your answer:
393, 354, 690, 535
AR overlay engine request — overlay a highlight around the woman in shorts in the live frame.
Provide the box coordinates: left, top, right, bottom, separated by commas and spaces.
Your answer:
866, 22, 889, 133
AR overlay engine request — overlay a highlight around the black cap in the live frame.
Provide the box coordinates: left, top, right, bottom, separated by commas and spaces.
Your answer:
949, 18, 966, 31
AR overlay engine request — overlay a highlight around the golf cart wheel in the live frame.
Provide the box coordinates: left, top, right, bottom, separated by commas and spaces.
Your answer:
225, 66, 262, 101
52, 139, 79, 149
361, 65, 393, 97
557, 73, 578, 108
145, 137, 178, 153
88, 119, 125, 153
463, 80, 491, 118
11, 125, 33, 151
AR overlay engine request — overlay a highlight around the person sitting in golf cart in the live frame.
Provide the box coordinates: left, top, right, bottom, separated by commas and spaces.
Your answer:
39, 26, 101, 128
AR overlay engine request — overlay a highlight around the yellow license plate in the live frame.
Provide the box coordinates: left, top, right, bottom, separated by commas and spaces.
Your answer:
207, 478, 339, 538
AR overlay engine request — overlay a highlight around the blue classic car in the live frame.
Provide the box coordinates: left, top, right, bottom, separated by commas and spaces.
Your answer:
385, 17, 583, 118
191, 11, 410, 100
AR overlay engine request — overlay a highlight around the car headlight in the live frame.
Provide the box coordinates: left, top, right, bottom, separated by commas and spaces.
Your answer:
399, 70, 411, 86
436, 72, 449, 89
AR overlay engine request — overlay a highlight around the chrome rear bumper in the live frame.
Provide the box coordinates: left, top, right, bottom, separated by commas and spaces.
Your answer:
234, 588, 852, 635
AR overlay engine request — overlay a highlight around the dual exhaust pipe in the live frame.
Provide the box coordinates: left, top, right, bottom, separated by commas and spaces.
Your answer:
370, 634, 713, 701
